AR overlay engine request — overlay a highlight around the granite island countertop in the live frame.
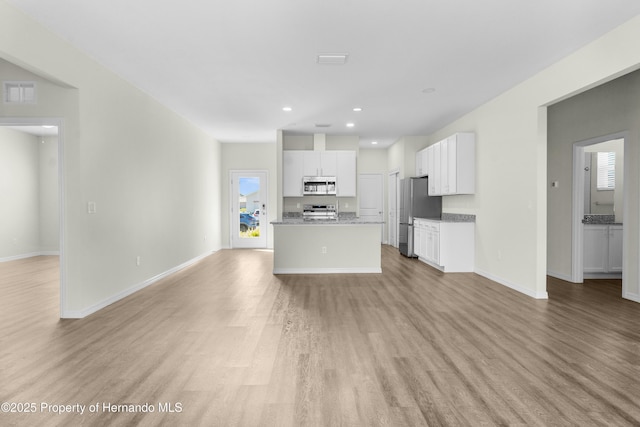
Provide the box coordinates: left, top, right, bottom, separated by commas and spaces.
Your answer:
271, 217, 384, 225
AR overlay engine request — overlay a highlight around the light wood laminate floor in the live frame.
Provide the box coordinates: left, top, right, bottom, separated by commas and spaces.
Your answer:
1, 249, 640, 426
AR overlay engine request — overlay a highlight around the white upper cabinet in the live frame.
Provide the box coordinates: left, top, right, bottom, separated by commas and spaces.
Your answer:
283, 150, 305, 197
303, 151, 337, 176
426, 143, 441, 195
336, 151, 356, 197
284, 150, 356, 197
320, 151, 338, 176
424, 132, 475, 196
303, 151, 321, 176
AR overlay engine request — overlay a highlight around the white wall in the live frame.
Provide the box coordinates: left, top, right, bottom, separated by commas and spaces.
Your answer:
39, 135, 59, 253
412, 16, 640, 299
386, 136, 428, 179
548, 70, 640, 299
0, 2, 222, 317
221, 142, 277, 248
0, 127, 40, 258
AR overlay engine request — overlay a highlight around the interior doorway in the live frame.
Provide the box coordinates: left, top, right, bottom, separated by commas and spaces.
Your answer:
230, 170, 268, 248
572, 132, 627, 298
0, 118, 65, 317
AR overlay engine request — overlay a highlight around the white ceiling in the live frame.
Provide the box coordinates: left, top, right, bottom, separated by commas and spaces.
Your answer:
6, 0, 640, 147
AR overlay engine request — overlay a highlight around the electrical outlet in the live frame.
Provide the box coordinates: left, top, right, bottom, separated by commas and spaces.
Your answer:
136, 256, 141, 266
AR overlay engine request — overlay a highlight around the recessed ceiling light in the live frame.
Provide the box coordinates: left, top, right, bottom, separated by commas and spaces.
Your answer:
317, 54, 349, 65
282, 106, 292, 112
371, 141, 378, 145
346, 122, 355, 128
422, 88, 436, 94
353, 107, 362, 112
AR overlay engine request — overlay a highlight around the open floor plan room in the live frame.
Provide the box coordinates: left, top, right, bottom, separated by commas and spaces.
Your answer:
1, 248, 639, 426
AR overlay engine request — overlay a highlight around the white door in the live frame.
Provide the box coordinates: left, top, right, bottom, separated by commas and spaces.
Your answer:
359, 173, 384, 242
230, 171, 268, 248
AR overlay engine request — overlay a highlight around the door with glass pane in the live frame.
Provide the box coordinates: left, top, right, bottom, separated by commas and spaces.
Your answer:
230, 171, 267, 248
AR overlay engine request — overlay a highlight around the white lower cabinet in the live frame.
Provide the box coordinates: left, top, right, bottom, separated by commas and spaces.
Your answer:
414, 218, 474, 272
584, 224, 623, 274
609, 225, 623, 272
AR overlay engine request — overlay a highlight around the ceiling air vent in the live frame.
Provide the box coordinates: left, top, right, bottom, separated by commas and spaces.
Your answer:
316, 54, 348, 65
315, 123, 332, 128
4, 81, 37, 104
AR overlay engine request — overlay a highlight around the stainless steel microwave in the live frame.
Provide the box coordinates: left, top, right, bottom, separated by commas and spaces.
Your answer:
303, 176, 337, 195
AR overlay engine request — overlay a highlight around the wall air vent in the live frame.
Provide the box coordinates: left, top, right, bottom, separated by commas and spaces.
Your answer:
3, 81, 37, 104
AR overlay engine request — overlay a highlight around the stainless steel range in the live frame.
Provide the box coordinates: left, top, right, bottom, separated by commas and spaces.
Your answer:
302, 204, 337, 221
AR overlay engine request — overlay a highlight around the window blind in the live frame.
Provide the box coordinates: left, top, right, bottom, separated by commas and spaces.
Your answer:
596, 152, 615, 190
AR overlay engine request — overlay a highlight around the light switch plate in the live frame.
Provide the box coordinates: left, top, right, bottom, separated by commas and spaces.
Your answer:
87, 201, 97, 214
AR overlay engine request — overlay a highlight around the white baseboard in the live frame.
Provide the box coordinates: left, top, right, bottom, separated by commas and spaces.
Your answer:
475, 268, 549, 299
61, 250, 216, 319
623, 291, 640, 303
0, 251, 60, 262
584, 273, 623, 279
547, 270, 574, 282
273, 267, 382, 274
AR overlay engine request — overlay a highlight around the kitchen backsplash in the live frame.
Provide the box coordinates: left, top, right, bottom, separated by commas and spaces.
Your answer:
283, 196, 357, 213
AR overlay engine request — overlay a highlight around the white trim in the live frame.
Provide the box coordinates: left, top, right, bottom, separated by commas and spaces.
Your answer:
571, 144, 585, 283
623, 291, 640, 303
61, 250, 215, 319
547, 270, 573, 282
475, 268, 549, 299
273, 267, 382, 274
584, 273, 622, 279
0, 252, 58, 262
40, 251, 60, 256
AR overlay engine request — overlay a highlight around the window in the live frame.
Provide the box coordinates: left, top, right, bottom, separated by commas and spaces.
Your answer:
596, 152, 615, 190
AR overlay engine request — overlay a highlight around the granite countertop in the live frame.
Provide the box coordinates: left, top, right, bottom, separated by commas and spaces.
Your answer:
415, 213, 476, 223
582, 214, 622, 225
272, 217, 384, 225
272, 212, 384, 225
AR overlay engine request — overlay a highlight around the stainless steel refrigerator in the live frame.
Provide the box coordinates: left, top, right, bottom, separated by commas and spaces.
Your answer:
399, 177, 442, 257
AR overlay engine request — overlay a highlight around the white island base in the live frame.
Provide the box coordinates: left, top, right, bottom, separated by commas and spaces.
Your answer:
272, 222, 382, 274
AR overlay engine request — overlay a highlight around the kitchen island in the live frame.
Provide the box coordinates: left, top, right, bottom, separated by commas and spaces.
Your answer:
271, 217, 384, 274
